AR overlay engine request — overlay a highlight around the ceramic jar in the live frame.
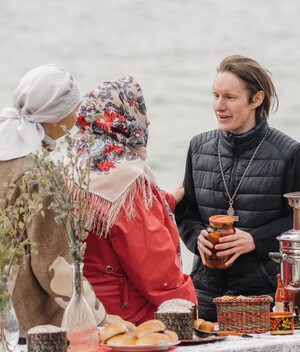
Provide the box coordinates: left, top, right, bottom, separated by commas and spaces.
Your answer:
269, 312, 294, 335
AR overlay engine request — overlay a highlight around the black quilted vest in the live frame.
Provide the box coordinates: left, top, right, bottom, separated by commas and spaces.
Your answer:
191, 119, 298, 230
189, 119, 299, 321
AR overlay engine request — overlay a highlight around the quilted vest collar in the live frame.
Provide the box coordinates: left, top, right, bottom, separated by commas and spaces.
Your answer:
218, 118, 269, 155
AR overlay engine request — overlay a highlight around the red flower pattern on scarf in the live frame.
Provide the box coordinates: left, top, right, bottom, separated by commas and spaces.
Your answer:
74, 77, 148, 176
96, 161, 116, 172
95, 110, 126, 134
103, 145, 124, 155
77, 113, 90, 131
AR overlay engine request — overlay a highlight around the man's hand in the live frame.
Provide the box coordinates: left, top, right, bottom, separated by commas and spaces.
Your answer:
215, 228, 255, 266
197, 228, 255, 267
197, 229, 214, 266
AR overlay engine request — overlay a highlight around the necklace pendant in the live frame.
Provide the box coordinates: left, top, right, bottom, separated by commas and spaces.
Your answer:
227, 205, 239, 221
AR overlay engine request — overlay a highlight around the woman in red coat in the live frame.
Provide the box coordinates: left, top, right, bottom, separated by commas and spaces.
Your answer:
73, 76, 197, 325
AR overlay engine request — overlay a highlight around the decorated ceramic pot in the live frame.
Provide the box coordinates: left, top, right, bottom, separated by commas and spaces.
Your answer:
269, 312, 294, 335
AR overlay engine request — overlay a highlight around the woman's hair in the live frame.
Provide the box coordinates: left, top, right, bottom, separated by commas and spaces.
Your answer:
217, 55, 279, 120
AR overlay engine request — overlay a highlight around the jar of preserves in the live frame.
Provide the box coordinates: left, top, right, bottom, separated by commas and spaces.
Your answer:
204, 215, 235, 269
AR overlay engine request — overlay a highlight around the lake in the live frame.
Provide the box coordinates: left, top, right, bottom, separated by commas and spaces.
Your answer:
1, 0, 300, 272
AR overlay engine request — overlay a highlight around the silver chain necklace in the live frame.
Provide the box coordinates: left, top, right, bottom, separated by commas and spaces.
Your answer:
217, 129, 268, 221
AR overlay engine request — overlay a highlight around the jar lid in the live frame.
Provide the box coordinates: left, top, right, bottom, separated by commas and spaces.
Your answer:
209, 215, 235, 225
270, 312, 293, 317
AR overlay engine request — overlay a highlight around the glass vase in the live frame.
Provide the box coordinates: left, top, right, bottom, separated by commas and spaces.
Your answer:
61, 262, 99, 352
0, 276, 19, 352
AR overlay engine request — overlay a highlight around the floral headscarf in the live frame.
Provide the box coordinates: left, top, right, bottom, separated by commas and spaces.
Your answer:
73, 76, 153, 236
75, 76, 148, 172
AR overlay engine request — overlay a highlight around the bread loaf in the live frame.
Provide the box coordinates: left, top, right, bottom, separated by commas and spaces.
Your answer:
106, 333, 137, 346
101, 319, 179, 347
99, 322, 128, 342
134, 319, 165, 338
163, 329, 178, 343
198, 321, 214, 332
193, 318, 205, 329
136, 332, 170, 346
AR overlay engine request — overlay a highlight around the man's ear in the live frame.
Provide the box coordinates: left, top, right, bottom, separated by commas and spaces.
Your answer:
251, 91, 265, 108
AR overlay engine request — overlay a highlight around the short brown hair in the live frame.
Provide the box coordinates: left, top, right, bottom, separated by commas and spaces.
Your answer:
217, 55, 278, 120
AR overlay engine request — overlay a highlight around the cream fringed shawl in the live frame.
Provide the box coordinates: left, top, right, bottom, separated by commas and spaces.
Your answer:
87, 162, 154, 237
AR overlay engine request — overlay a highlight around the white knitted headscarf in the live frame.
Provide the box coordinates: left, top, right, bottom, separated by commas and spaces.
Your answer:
0, 64, 80, 160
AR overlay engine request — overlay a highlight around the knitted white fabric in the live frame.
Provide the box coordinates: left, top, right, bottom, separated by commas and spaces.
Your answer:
0, 64, 80, 160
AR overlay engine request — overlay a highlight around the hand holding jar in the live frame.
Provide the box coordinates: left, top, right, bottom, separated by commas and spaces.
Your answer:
197, 215, 256, 269
205, 215, 235, 269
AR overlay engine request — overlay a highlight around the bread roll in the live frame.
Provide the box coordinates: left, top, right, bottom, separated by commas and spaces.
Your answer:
193, 318, 205, 329
135, 319, 165, 338
198, 321, 214, 332
163, 330, 178, 343
99, 323, 128, 342
106, 333, 137, 346
136, 332, 170, 346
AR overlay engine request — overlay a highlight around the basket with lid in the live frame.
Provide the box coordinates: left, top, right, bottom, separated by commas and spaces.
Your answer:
213, 295, 273, 333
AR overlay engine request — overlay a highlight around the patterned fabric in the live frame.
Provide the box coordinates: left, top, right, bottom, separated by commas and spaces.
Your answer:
74, 76, 148, 176
73, 77, 153, 236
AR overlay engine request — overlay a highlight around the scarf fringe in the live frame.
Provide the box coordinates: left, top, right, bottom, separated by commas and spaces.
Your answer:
87, 170, 153, 237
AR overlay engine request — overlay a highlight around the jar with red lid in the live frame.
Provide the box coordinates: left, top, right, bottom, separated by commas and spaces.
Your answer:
204, 215, 235, 269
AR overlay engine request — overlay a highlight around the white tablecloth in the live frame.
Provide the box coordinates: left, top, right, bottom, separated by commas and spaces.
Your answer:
176, 330, 300, 352
15, 330, 300, 352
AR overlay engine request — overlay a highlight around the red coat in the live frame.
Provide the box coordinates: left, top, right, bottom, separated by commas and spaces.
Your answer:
83, 184, 197, 325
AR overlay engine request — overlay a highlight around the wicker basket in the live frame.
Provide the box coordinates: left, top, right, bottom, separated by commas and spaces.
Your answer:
213, 295, 273, 333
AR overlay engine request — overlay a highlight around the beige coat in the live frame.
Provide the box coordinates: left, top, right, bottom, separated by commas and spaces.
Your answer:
0, 156, 106, 337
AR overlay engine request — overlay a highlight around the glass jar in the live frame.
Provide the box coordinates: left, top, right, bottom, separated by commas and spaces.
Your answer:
204, 215, 235, 269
